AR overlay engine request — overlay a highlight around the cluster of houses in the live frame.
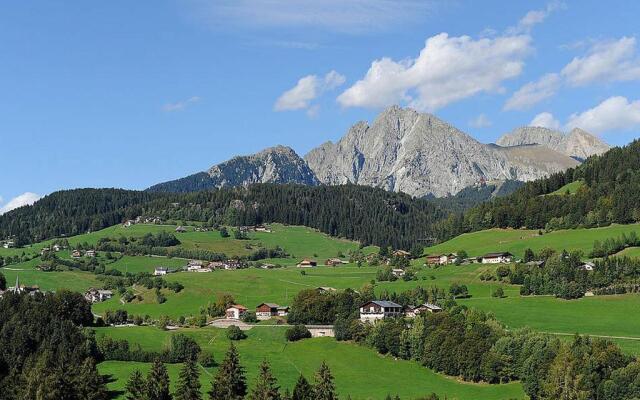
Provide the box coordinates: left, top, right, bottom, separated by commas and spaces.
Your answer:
40, 243, 66, 256
2, 240, 15, 249
122, 216, 162, 227
358, 300, 442, 323
71, 249, 97, 259
83, 288, 113, 303
425, 252, 514, 266
297, 257, 349, 268
225, 302, 290, 320
0, 276, 41, 298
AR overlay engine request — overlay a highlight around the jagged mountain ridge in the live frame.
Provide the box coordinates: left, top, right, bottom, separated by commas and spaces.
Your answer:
304, 106, 580, 197
147, 145, 318, 193
149, 106, 606, 197
497, 126, 610, 161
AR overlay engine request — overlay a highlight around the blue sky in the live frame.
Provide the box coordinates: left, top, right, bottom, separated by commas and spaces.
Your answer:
2, 0, 640, 212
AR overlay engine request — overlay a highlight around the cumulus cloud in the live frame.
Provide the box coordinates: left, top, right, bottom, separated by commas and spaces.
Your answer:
0, 192, 42, 215
337, 33, 531, 111
504, 73, 560, 110
194, 0, 434, 34
565, 96, 640, 134
469, 114, 492, 129
530, 112, 561, 130
162, 96, 201, 112
561, 37, 640, 86
274, 70, 346, 115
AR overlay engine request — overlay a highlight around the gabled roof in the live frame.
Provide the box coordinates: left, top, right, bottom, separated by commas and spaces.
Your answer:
482, 252, 513, 258
363, 300, 402, 308
257, 302, 279, 308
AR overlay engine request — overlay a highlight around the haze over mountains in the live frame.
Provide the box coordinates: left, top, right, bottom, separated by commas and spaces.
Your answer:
148, 106, 609, 197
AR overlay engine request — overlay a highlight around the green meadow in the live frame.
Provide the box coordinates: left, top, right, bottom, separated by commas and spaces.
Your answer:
546, 180, 585, 195
95, 326, 525, 400
425, 223, 640, 259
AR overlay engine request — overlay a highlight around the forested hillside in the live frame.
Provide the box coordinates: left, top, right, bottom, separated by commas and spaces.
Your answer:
0, 184, 450, 249
462, 139, 640, 232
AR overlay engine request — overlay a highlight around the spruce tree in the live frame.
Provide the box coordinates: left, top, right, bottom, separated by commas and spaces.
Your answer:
147, 359, 172, 400
313, 362, 337, 400
76, 357, 109, 400
209, 343, 247, 400
125, 370, 146, 400
175, 357, 202, 400
248, 360, 280, 400
291, 375, 313, 400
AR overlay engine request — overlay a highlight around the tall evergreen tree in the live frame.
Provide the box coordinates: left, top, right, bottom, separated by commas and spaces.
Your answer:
313, 362, 337, 400
209, 343, 247, 400
291, 375, 313, 400
147, 359, 172, 400
125, 370, 147, 400
248, 360, 280, 400
76, 357, 109, 400
175, 357, 202, 400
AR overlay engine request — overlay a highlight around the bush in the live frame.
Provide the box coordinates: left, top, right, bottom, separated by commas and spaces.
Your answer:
285, 324, 311, 342
198, 351, 216, 367
226, 325, 247, 340
492, 287, 505, 298
241, 311, 258, 323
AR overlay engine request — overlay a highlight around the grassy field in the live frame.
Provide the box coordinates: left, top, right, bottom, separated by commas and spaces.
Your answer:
546, 180, 584, 196
0, 223, 374, 267
0, 257, 100, 292
92, 263, 519, 319
616, 247, 640, 258
96, 326, 525, 400
425, 223, 640, 259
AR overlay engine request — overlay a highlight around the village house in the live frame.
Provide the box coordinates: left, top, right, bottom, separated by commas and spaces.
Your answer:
40, 247, 50, 256
223, 259, 243, 270
255, 303, 289, 320
52, 244, 62, 252
2, 240, 15, 249
481, 252, 514, 264
579, 261, 595, 271
209, 261, 224, 269
154, 267, 168, 276
325, 258, 347, 266
306, 325, 335, 338
526, 260, 546, 268
316, 287, 337, 294
359, 300, 403, 323
225, 304, 248, 320
392, 268, 405, 278
85, 250, 97, 258
405, 303, 443, 318
425, 254, 456, 265
71, 250, 82, 258
259, 263, 276, 269
297, 258, 317, 268
186, 260, 212, 272
393, 250, 412, 258
122, 220, 135, 228
254, 225, 272, 233
175, 226, 187, 233
84, 288, 113, 303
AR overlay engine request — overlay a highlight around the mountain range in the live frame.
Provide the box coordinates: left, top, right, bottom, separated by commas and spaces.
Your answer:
148, 106, 610, 197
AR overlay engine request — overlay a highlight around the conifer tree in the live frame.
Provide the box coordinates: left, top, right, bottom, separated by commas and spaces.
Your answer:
76, 357, 109, 400
281, 389, 292, 400
209, 343, 247, 400
175, 357, 202, 400
147, 359, 172, 400
291, 374, 313, 400
125, 370, 146, 400
313, 362, 337, 400
248, 360, 280, 400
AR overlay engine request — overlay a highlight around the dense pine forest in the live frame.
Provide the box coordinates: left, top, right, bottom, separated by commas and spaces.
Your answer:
0, 185, 451, 250
462, 139, 640, 232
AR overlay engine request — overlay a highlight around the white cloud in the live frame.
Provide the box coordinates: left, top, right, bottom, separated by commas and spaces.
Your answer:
504, 73, 561, 110
162, 96, 201, 112
469, 114, 492, 128
561, 37, 640, 86
0, 192, 42, 215
195, 0, 434, 34
565, 96, 640, 134
530, 112, 561, 130
509, 1, 564, 34
274, 70, 346, 113
337, 33, 531, 111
